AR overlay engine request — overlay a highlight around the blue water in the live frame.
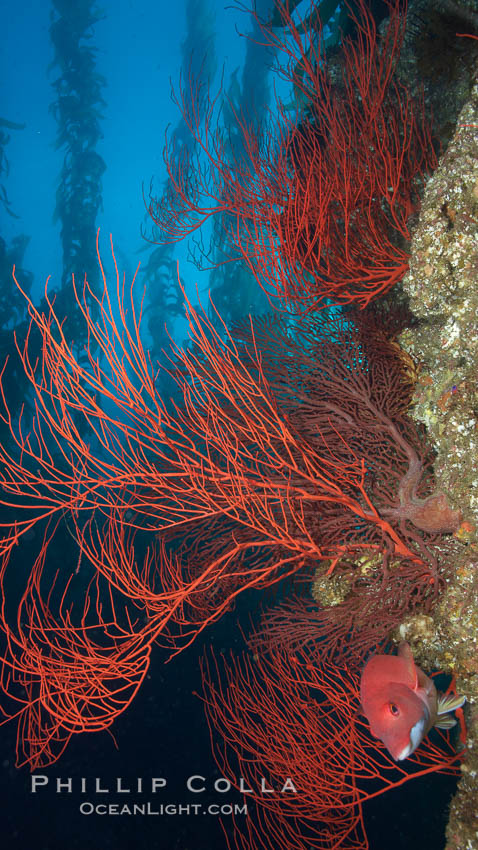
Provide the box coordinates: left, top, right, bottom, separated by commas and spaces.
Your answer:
1, 0, 248, 293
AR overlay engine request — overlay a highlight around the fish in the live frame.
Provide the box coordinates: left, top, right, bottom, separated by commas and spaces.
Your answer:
360, 641, 465, 761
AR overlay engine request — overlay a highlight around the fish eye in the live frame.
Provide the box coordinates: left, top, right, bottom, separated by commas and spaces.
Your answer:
388, 702, 400, 716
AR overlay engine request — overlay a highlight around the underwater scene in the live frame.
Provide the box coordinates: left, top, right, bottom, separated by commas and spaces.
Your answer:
1, 0, 477, 848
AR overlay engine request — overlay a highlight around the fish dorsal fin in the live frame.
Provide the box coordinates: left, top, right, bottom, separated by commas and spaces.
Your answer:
437, 692, 466, 715
397, 642, 418, 688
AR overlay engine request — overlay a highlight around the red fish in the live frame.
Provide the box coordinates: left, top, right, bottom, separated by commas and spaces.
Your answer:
360, 642, 465, 761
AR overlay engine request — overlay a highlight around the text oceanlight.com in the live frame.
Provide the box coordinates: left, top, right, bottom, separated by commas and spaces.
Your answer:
78, 802, 248, 816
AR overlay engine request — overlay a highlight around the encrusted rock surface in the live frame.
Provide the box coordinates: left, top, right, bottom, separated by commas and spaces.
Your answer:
398, 58, 478, 850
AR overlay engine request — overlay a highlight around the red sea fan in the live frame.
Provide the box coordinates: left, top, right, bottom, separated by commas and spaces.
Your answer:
0, 240, 458, 598
0, 238, 459, 766
229, 305, 460, 579
150, 0, 435, 310
0, 520, 156, 769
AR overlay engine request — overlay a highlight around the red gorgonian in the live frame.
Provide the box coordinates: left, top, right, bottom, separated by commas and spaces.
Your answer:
149, 0, 436, 311
0, 237, 459, 766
